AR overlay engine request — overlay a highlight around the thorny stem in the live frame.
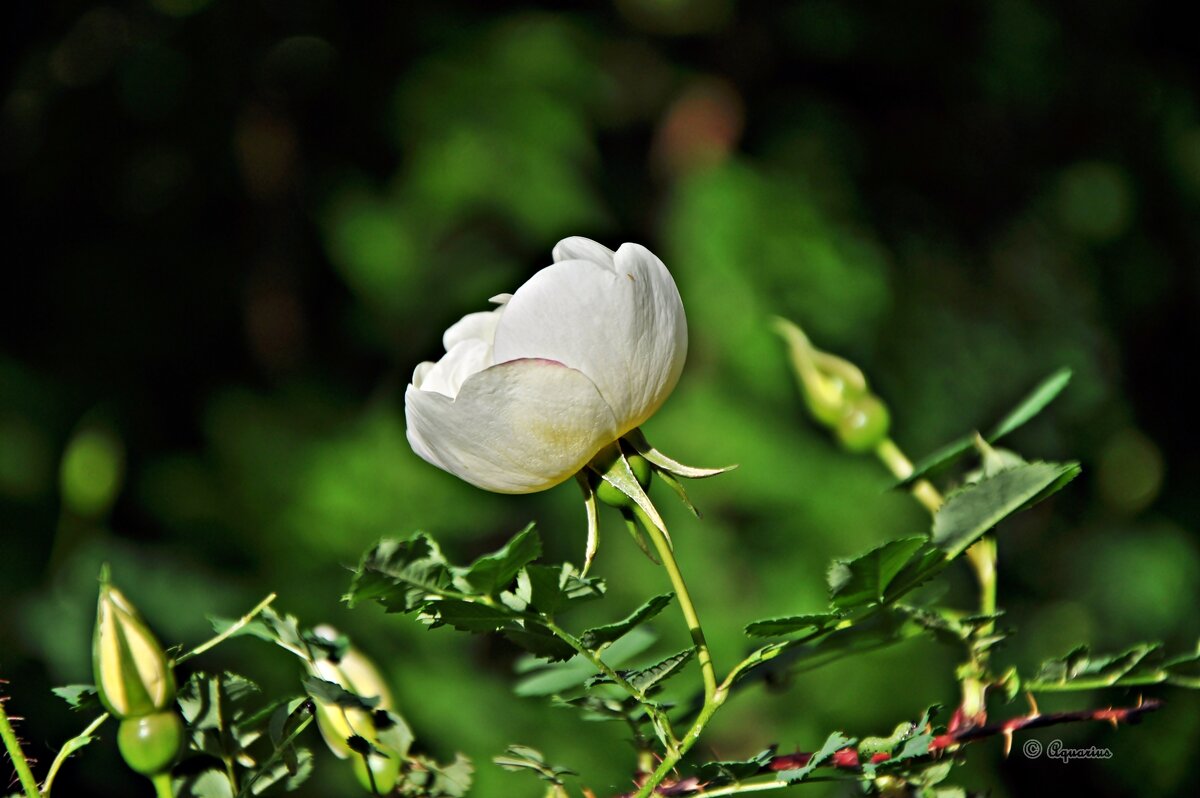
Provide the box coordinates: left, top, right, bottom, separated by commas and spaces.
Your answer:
642, 698, 1162, 797
874, 438, 996, 721
629, 505, 723, 798
0, 691, 40, 798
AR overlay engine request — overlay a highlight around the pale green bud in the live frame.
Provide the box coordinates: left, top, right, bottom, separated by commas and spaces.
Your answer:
93, 576, 176, 720
307, 626, 413, 793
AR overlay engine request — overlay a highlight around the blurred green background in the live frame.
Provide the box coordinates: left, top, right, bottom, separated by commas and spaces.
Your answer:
2, 1, 1198, 796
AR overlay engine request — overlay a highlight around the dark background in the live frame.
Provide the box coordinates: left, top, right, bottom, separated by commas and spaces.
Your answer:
2, 1, 1198, 796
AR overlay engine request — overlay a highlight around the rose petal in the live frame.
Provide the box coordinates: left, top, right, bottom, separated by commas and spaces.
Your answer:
416, 338, 493, 398
492, 241, 687, 431
405, 358, 619, 493
443, 307, 505, 351
552, 236, 616, 268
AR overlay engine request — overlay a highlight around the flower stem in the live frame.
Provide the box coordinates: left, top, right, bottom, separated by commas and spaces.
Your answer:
630, 505, 717, 704
628, 505, 724, 798
152, 772, 174, 798
0, 693, 40, 798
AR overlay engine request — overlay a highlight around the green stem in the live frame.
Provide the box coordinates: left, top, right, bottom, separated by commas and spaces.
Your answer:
874, 438, 997, 720
42, 712, 109, 796
541, 619, 679, 755
630, 505, 717, 704
628, 505, 724, 798
175, 593, 277, 666
0, 694, 40, 798
151, 771, 174, 798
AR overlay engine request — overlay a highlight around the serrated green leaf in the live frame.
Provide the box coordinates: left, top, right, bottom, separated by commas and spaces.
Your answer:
696, 748, 777, 784
744, 613, 839, 639
503, 622, 577, 662
429, 599, 516, 632
580, 593, 673, 649
404, 753, 474, 797
519, 563, 605, 617
587, 648, 696, 692
514, 627, 657, 697
897, 368, 1072, 487
344, 534, 454, 613
778, 731, 855, 783
301, 676, 381, 711
932, 461, 1080, 558
1024, 642, 1200, 691
493, 744, 576, 784
51, 684, 99, 712
461, 525, 541, 595
828, 537, 944, 611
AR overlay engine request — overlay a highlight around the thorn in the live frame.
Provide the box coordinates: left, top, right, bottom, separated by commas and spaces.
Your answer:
1107, 709, 1120, 730
1025, 692, 1040, 718
1002, 730, 1014, 757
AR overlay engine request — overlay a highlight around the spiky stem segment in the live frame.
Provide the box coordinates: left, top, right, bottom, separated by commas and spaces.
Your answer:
0, 685, 41, 798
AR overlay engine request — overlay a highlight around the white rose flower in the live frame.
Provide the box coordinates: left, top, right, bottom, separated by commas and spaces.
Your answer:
405, 237, 687, 494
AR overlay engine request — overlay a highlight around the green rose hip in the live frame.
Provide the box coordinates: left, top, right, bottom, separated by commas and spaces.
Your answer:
117, 711, 185, 776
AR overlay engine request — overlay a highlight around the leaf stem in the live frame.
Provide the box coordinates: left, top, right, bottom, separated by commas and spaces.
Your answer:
541, 619, 680, 754
0, 692, 40, 798
41, 712, 109, 796
175, 593, 278, 666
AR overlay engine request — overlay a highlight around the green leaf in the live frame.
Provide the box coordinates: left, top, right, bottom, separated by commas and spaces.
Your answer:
1026, 642, 1200, 691
51, 684, 100, 712
517, 563, 605, 616
744, 613, 839, 639
429, 599, 516, 632
580, 593, 673, 649
302, 676, 381, 710
514, 627, 657, 697
503, 622, 577, 662
175, 768, 236, 798
587, 648, 696, 692
461, 524, 541, 595
403, 753, 474, 797
932, 461, 1081, 558
344, 533, 454, 613
988, 367, 1073, 440
696, 748, 777, 784
778, 731, 855, 783
828, 538, 944, 611
897, 368, 1072, 487
493, 744, 576, 785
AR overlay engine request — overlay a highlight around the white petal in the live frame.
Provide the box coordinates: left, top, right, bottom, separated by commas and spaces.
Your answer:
418, 339, 492, 398
492, 243, 687, 432
405, 359, 619, 494
552, 236, 615, 268
443, 307, 505, 351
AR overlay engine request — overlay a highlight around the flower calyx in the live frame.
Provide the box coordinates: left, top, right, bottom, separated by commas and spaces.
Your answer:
577, 431, 735, 573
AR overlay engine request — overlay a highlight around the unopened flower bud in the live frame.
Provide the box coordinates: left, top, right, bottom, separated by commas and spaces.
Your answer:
93, 576, 177, 720
774, 318, 891, 453
307, 626, 413, 794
